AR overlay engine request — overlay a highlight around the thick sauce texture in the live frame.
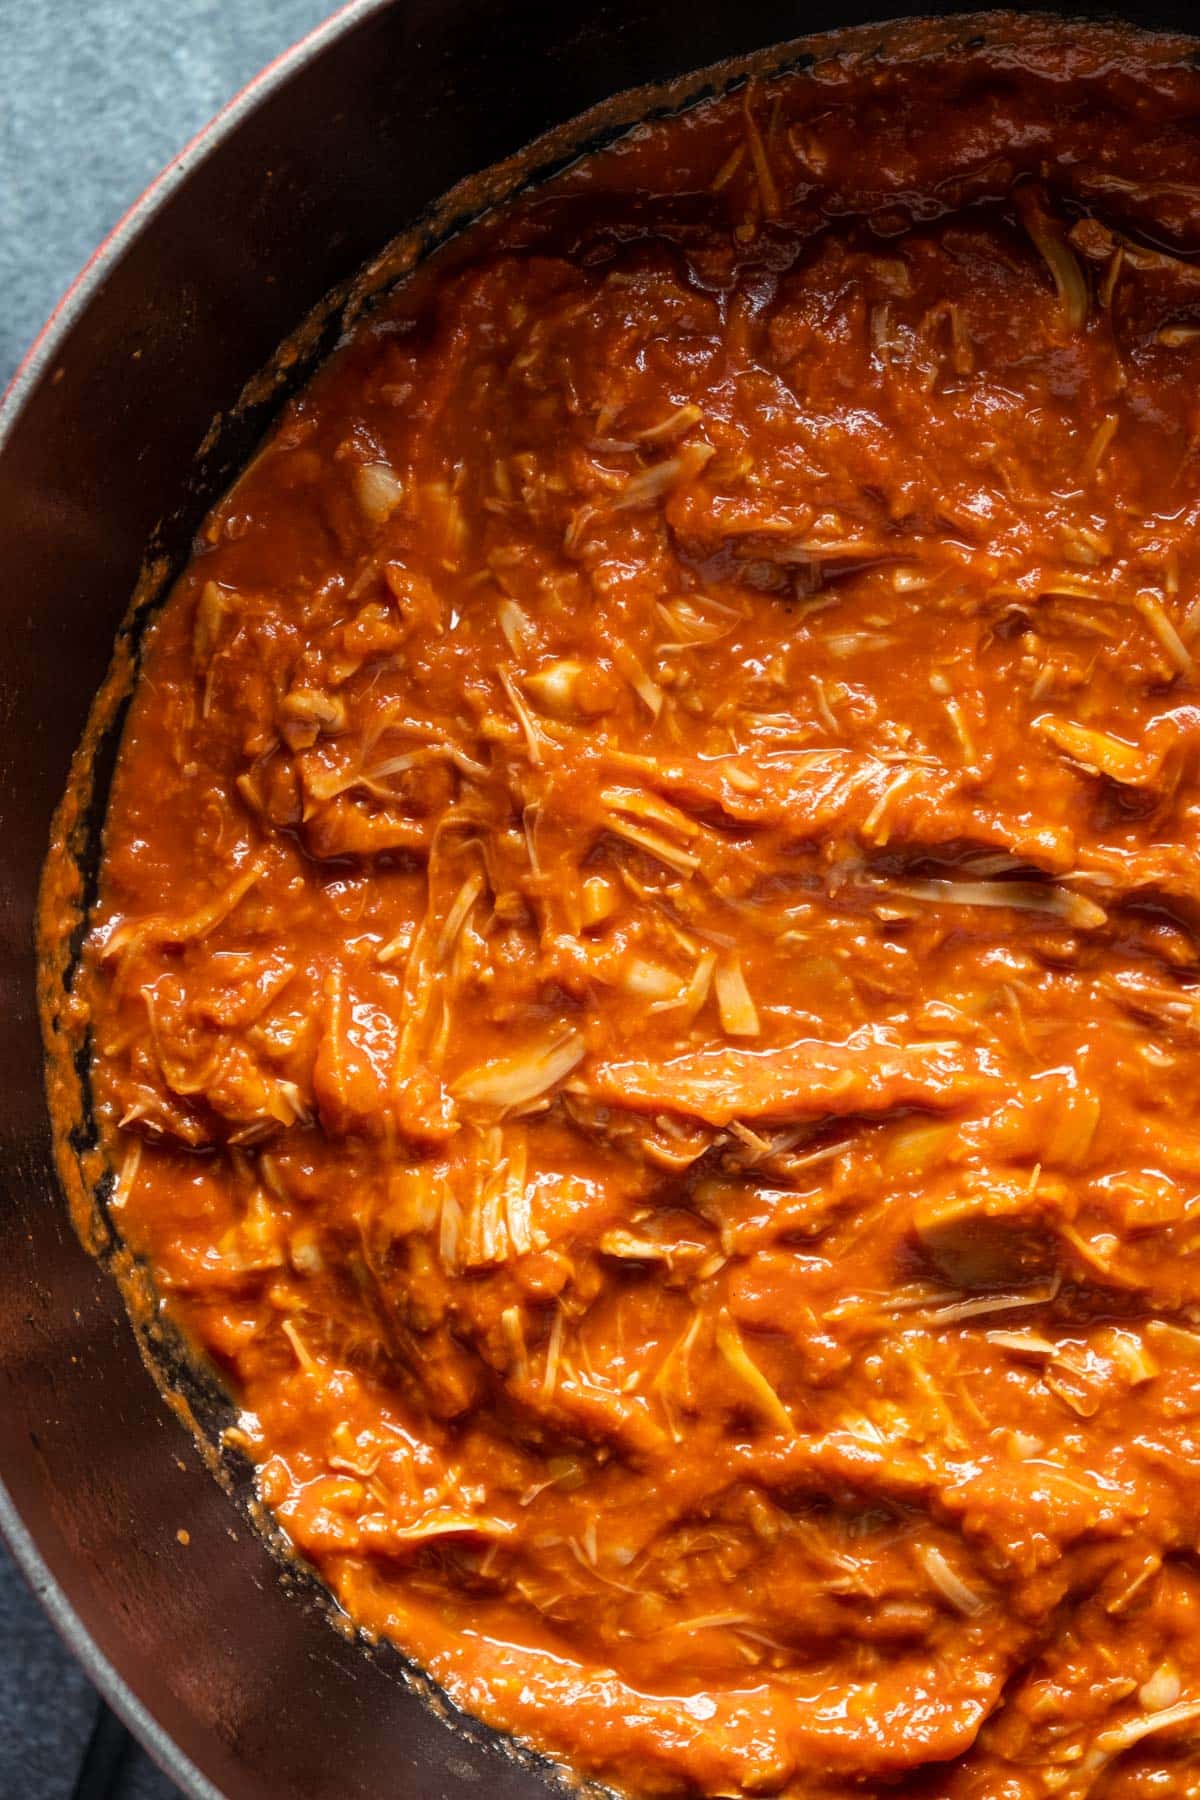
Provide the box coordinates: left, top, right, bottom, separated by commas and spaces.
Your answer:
73, 19, 1200, 1797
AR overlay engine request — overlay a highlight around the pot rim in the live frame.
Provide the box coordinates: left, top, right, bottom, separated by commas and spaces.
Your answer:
0, 0, 384, 422
0, 9, 389, 1794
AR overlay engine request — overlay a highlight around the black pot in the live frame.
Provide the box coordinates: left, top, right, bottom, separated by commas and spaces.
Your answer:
2, 3, 1197, 1795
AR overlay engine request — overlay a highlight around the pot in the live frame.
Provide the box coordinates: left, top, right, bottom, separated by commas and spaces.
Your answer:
2, 2, 1198, 1795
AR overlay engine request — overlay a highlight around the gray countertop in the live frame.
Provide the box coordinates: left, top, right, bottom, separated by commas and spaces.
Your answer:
1, 5, 332, 1791
2, 0, 331, 388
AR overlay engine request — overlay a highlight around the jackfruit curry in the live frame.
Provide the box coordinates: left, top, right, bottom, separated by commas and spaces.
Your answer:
58, 14, 1200, 1797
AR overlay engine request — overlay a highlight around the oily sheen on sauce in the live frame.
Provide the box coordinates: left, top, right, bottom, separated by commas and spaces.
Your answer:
67, 16, 1200, 1798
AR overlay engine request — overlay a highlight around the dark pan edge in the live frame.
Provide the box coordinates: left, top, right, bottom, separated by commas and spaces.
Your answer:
16, 6, 1200, 1798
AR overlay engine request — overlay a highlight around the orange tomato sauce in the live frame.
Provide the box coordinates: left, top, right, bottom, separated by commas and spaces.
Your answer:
67, 16, 1200, 1796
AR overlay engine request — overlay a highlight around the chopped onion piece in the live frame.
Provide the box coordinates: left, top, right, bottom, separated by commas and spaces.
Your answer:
193, 580, 229, 664
501, 1305, 528, 1380
656, 595, 737, 647
497, 666, 548, 765
715, 954, 760, 1037
355, 461, 404, 524
280, 1318, 321, 1377
1103, 1327, 1158, 1387
541, 1305, 565, 1400
1139, 1664, 1182, 1712
110, 1136, 142, 1211
388, 1511, 515, 1543
1147, 1319, 1200, 1359
452, 1030, 585, 1110
280, 687, 347, 731
742, 88, 780, 218
1092, 1697, 1200, 1761
614, 441, 713, 510
920, 1280, 1060, 1326
434, 870, 486, 963
496, 598, 534, 654
914, 1544, 985, 1616
524, 660, 590, 715
711, 143, 746, 192
438, 1190, 462, 1273
612, 645, 664, 718
1014, 183, 1088, 331
635, 404, 703, 444
715, 1309, 793, 1434
620, 958, 681, 1001
601, 786, 698, 836
1034, 714, 1146, 785
985, 1329, 1056, 1357
581, 875, 620, 928
600, 1229, 675, 1261
1083, 413, 1119, 476
880, 875, 1106, 931
1135, 590, 1194, 680
605, 818, 701, 876
651, 948, 716, 1022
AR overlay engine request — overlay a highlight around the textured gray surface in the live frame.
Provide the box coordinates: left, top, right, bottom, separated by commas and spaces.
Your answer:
0, 1547, 97, 1790
1, 0, 332, 388
1, 6, 334, 1792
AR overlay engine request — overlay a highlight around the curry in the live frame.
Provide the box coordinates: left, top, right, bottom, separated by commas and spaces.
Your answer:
57, 15, 1200, 1796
